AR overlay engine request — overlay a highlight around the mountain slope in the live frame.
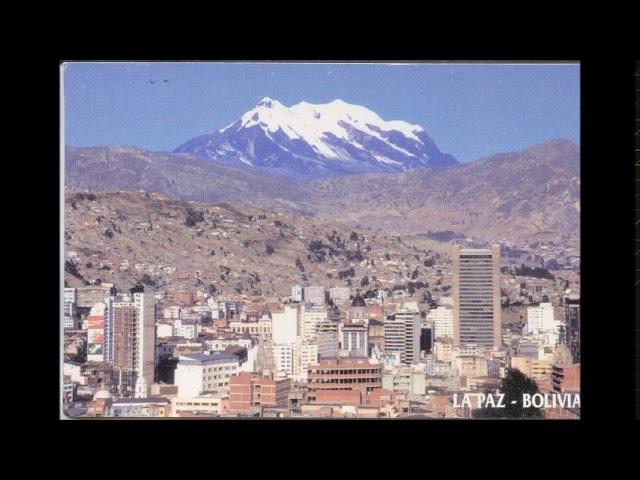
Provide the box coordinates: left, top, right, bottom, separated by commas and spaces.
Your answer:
174, 98, 457, 179
302, 139, 580, 241
64, 146, 309, 213
65, 139, 580, 243
64, 190, 449, 296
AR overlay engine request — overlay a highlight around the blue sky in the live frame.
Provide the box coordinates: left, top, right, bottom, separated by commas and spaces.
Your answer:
63, 62, 579, 162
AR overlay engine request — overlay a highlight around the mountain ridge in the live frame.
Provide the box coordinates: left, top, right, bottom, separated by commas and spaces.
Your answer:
174, 98, 457, 179
65, 139, 579, 243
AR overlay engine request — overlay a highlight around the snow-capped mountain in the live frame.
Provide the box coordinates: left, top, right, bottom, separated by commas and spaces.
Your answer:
174, 97, 457, 179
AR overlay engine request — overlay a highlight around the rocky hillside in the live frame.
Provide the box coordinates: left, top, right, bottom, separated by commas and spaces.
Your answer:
303, 139, 580, 242
64, 190, 452, 297
65, 139, 579, 243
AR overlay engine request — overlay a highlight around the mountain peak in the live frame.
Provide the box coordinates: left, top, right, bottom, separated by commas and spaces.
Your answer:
175, 99, 457, 179
256, 96, 279, 108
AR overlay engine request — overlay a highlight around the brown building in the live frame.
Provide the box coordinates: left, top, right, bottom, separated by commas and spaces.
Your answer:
228, 372, 291, 412
367, 305, 385, 322
307, 357, 383, 402
551, 364, 580, 392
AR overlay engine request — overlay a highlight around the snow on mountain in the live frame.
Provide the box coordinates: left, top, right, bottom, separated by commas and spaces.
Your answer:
174, 97, 457, 179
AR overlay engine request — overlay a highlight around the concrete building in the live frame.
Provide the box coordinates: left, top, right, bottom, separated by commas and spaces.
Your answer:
526, 302, 555, 334
452, 245, 502, 348
156, 322, 173, 338
228, 372, 291, 413
291, 285, 303, 302
272, 306, 299, 344
427, 305, 454, 339
171, 392, 228, 417
87, 302, 106, 362
382, 366, 426, 395
564, 294, 580, 363
340, 323, 369, 357
173, 319, 198, 339
272, 344, 295, 377
302, 304, 328, 341
306, 357, 383, 402
317, 330, 340, 359
64, 287, 79, 329
329, 287, 351, 302
349, 293, 368, 324
106, 293, 155, 398
304, 286, 326, 305
455, 355, 488, 379
174, 351, 241, 397
77, 285, 113, 309
511, 356, 552, 380
384, 310, 421, 365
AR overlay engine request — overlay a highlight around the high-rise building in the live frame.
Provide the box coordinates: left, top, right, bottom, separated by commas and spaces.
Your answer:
87, 302, 106, 362
63, 287, 78, 329
271, 306, 299, 344
420, 318, 433, 355
106, 293, 155, 397
302, 304, 328, 341
384, 310, 421, 365
563, 295, 580, 363
526, 302, 555, 333
452, 245, 502, 348
427, 305, 454, 339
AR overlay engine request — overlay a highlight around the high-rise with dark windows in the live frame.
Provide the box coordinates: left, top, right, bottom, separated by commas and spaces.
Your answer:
452, 245, 502, 348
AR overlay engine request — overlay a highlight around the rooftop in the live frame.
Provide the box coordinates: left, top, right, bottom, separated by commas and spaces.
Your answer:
178, 351, 241, 365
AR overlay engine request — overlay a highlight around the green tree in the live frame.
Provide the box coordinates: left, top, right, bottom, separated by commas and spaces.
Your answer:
473, 368, 544, 418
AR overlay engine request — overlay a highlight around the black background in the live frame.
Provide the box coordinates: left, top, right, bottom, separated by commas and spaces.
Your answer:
16, 13, 638, 458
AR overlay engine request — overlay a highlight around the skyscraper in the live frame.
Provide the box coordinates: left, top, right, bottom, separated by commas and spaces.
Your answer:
452, 245, 502, 348
563, 294, 580, 363
384, 310, 421, 365
106, 293, 155, 397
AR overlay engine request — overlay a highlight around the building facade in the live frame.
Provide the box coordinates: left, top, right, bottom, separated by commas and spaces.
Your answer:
452, 245, 502, 348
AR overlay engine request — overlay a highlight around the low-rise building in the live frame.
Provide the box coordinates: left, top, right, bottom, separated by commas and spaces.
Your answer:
174, 352, 241, 397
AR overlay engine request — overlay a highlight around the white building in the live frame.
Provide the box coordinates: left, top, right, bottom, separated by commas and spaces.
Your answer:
174, 352, 240, 397
294, 341, 318, 382
173, 319, 198, 339
156, 322, 173, 338
163, 305, 181, 319
63, 287, 78, 329
340, 323, 369, 357
302, 303, 329, 341
427, 306, 454, 339
171, 392, 228, 417
304, 286, 326, 305
526, 302, 555, 334
329, 287, 351, 302
273, 344, 295, 377
291, 285, 303, 302
272, 306, 299, 344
